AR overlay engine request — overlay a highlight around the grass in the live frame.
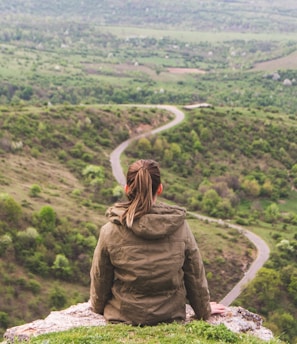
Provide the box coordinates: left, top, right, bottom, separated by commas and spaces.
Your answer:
22, 321, 282, 344
99, 26, 297, 43
278, 190, 297, 214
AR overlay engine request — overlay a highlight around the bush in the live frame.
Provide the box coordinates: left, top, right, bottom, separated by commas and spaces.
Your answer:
0, 193, 22, 224
49, 285, 67, 309
0, 311, 9, 329
29, 184, 42, 197
24, 252, 49, 277
52, 254, 73, 280
36, 206, 56, 232
28, 279, 42, 294
0, 234, 12, 256
235, 217, 249, 226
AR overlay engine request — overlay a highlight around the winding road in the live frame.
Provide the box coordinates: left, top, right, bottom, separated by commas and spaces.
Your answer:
109, 105, 270, 306
110, 105, 185, 186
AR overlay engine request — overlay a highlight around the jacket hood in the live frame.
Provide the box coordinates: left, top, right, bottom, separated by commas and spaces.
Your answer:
105, 202, 186, 240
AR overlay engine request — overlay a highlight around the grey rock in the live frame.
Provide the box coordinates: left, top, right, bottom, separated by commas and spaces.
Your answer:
3, 302, 274, 343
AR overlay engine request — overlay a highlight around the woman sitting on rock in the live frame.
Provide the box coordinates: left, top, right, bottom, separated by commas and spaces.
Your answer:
90, 159, 225, 325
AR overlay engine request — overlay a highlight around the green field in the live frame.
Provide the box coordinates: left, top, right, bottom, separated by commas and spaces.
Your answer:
1, 0, 297, 342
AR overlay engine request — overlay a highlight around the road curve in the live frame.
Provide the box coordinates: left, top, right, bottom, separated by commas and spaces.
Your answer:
189, 213, 270, 306
110, 105, 185, 186
109, 105, 270, 306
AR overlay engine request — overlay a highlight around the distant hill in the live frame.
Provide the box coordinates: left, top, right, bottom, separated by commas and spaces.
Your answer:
1, 0, 297, 32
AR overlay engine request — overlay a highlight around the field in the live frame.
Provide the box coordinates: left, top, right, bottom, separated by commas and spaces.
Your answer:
253, 50, 297, 71
1, 0, 297, 342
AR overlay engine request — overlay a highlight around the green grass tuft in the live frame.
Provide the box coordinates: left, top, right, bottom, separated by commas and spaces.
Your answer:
23, 322, 283, 344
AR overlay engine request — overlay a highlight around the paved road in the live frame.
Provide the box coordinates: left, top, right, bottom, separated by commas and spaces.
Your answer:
110, 105, 185, 186
189, 213, 270, 306
109, 105, 270, 306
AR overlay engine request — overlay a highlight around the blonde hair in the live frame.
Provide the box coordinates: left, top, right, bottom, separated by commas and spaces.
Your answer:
117, 159, 161, 228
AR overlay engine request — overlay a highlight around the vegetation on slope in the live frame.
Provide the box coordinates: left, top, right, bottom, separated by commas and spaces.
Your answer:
1, 0, 297, 342
0, 104, 254, 339
0, 105, 171, 334
125, 106, 297, 343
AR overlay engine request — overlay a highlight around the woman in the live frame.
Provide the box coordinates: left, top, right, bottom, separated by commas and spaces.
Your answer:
90, 159, 225, 325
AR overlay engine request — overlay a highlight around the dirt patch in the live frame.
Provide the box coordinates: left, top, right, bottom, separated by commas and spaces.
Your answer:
253, 50, 297, 71
83, 62, 156, 76
167, 67, 206, 74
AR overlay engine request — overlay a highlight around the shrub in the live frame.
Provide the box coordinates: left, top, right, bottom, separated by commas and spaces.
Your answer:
235, 217, 249, 226
0, 311, 9, 329
16, 227, 40, 251
0, 234, 12, 256
49, 285, 67, 309
0, 193, 22, 224
58, 150, 67, 161
28, 279, 41, 294
24, 252, 49, 277
36, 206, 56, 232
29, 184, 42, 197
72, 189, 81, 196
52, 254, 73, 280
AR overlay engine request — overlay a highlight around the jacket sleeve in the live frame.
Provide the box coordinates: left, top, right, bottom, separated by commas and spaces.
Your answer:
90, 225, 114, 314
182, 221, 211, 320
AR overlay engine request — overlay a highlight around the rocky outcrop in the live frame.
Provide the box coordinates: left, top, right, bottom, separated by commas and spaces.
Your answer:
3, 302, 273, 342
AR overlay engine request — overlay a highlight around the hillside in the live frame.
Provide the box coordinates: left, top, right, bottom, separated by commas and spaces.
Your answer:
1, 2, 297, 114
1, 0, 297, 342
0, 104, 256, 339
124, 106, 297, 343
1, 0, 297, 32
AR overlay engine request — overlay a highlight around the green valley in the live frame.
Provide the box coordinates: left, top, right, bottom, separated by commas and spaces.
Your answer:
1, 0, 297, 343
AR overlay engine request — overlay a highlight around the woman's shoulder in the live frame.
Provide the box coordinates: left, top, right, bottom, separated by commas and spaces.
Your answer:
153, 202, 187, 215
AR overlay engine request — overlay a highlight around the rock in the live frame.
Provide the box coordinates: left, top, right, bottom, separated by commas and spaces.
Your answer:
206, 307, 274, 341
272, 72, 280, 81
3, 302, 273, 343
283, 79, 292, 86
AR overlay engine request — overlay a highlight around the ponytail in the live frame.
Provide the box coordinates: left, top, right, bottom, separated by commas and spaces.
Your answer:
116, 160, 161, 228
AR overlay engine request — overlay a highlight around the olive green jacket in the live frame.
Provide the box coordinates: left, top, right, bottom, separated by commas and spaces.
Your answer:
90, 202, 211, 325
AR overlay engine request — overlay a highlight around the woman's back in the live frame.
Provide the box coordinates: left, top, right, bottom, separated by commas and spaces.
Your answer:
90, 159, 218, 325
90, 202, 211, 325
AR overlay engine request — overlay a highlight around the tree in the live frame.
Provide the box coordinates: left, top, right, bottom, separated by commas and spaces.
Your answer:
0, 193, 22, 225
0, 234, 12, 256
82, 165, 105, 187
261, 180, 273, 197
288, 276, 297, 305
264, 203, 280, 224
241, 178, 260, 197
201, 189, 220, 216
136, 137, 152, 154
112, 185, 124, 201
16, 227, 39, 250
0, 311, 9, 329
240, 267, 281, 313
170, 142, 182, 157
52, 254, 73, 279
49, 285, 67, 309
216, 199, 234, 219
153, 137, 166, 158
36, 206, 56, 232
20, 86, 33, 100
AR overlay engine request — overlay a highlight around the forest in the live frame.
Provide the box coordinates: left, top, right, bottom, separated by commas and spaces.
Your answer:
1, 0, 297, 343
